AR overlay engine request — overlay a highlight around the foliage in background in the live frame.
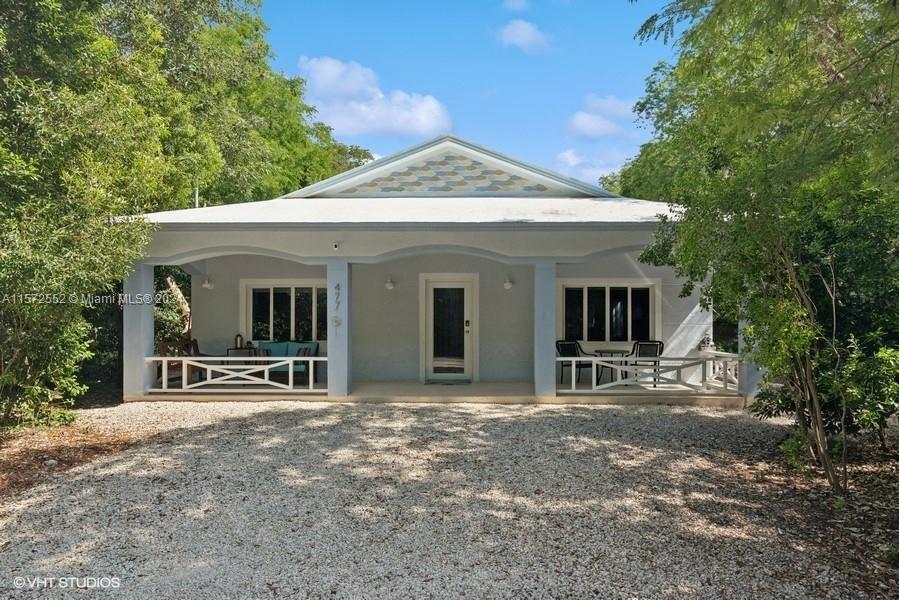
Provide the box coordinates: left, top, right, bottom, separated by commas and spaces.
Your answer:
621, 0, 899, 490
1, 0, 371, 424
154, 266, 191, 347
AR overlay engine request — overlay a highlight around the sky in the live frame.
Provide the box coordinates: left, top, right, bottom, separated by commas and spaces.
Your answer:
262, 0, 676, 185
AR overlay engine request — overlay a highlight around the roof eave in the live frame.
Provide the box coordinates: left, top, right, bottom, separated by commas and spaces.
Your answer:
150, 220, 661, 231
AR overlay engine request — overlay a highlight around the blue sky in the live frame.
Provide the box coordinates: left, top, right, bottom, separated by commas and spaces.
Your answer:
262, 0, 675, 184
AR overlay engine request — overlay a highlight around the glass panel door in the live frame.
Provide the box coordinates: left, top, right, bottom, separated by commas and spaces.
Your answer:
432, 287, 465, 374
425, 277, 474, 382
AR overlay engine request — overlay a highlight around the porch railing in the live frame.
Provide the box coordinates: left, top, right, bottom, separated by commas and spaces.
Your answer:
555, 352, 741, 394
145, 356, 328, 394
698, 350, 741, 393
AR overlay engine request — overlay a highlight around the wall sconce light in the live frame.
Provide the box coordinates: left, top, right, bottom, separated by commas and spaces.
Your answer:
332, 242, 340, 251
384, 278, 395, 290
201, 277, 214, 290
503, 277, 513, 290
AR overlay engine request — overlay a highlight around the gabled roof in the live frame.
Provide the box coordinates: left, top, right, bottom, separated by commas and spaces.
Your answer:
138, 135, 673, 229
284, 135, 616, 199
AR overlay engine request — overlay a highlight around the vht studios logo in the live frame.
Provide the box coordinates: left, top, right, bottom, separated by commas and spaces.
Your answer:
13, 576, 121, 589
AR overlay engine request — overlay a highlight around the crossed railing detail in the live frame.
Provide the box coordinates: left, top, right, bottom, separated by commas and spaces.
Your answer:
145, 356, 327, 394
555, 353, 741, 394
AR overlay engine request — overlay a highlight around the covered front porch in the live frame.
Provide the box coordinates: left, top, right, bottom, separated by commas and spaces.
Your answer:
123, 246, 746, 404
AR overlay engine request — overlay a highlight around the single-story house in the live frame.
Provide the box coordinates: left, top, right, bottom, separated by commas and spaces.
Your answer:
123, 135, 746, 404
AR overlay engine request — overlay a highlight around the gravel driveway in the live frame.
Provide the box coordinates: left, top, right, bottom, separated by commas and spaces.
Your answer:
0, 402, 869, 598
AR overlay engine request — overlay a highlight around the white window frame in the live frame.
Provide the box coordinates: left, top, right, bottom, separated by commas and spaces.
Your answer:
239, 278, 327, 342
555, 278, 662, 344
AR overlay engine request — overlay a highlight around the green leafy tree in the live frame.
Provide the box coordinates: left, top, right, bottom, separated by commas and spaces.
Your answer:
625, 0, 899, 490
1, 0, 371, 423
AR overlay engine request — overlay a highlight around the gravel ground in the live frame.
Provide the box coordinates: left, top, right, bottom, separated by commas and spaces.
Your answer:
0, 402, 874, 598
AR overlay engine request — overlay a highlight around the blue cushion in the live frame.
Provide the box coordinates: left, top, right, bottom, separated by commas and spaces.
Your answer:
295, 341, 319, 356
257, 341, 286, 357
261, 340, 318, 373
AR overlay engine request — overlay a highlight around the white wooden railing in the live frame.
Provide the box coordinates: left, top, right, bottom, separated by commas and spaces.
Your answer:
145, 356, 327, 394
699, 350, 741, 392
555, 352, 741, 394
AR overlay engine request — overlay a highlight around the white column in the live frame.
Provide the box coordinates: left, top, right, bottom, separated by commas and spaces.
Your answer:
533, 261, 557, 398
122, 263, 155, 400
326, 260, 352, 397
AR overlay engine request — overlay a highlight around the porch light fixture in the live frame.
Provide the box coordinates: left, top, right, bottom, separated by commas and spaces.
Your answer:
503, 277, 513, 290
384, 278, 395, 290
201, 277, 214, 290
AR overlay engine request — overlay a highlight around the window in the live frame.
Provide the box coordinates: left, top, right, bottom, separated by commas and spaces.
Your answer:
251, 288, 270, 340
609, 287, 628, 341
631, 288, 651, 341
564, 288, 583, 341
245, 281, 327, 342
562, 283, 654, 343
587, 287, 606, 341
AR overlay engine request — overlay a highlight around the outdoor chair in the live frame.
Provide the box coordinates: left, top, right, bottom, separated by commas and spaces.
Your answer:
556, 340, 604, 385
156, 341, 188, 386
623, 340, 664, 387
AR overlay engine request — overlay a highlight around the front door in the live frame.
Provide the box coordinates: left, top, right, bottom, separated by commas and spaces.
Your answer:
424, 277, 474, 382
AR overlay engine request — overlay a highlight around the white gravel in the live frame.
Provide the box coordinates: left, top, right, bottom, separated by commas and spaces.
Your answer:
0, 402, 870, 598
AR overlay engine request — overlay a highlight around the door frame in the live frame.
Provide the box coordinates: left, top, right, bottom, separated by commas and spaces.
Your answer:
419, 273, 479, 383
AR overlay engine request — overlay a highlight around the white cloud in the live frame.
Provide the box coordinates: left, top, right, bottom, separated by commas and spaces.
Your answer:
503, 0, 529, 10
567, 94, 634, 139
568, 111, 620, 138
498, 20, 549, 53
298, 56, 452, 137
555, 148, 630, 183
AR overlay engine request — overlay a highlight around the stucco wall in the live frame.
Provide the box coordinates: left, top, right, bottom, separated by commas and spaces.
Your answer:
189, 256, 325, 355
351, 254, 534, 382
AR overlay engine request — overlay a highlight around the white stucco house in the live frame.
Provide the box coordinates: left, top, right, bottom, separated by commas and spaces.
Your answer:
123, 136, 744, 404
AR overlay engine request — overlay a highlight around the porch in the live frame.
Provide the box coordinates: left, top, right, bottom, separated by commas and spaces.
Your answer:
122, 247, 745, 405
123, 223, 750, 405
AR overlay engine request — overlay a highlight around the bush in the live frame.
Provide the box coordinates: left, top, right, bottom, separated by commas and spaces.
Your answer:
884, 541, 899, 567
1, 310, 93, 425
779, 430, 812, 474
842, 344, 899, 448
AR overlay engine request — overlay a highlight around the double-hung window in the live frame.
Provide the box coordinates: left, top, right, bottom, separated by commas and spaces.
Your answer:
563, 283, 654, 343
245, 281, 327, 342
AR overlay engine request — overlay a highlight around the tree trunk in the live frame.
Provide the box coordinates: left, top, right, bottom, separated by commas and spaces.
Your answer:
796, 352, 842, 491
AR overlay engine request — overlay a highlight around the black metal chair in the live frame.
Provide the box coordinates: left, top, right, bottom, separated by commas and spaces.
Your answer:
624, 340, 664, 387
556, 340, 604, 385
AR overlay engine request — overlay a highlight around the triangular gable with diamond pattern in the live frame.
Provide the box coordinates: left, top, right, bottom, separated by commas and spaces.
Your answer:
286, 137, 607, 198
337, 152, 559, 196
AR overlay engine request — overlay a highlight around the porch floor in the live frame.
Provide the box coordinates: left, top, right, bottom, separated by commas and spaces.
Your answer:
136, 381, 742, 407
350, 381, 744, 407
350, 381, 534, 403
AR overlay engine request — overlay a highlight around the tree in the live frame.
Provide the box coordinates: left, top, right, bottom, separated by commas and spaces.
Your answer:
0, 0, 371, 423
624, 1, 899, 490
